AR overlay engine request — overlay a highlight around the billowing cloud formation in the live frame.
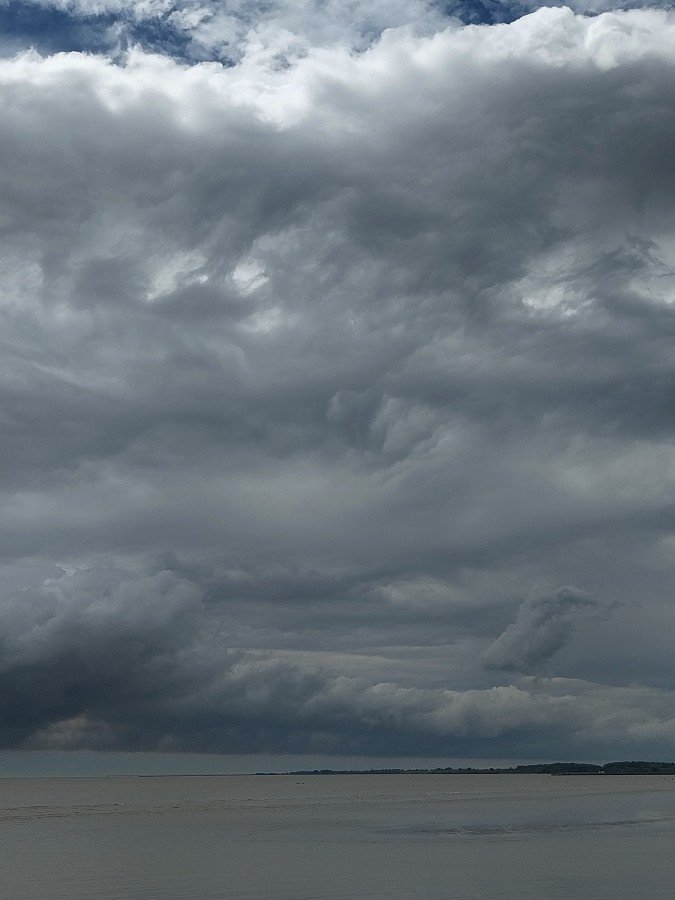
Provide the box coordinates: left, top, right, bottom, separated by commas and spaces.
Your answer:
481, 587, 614, 674
2, 7, 675, 761
2, 566, 672, 758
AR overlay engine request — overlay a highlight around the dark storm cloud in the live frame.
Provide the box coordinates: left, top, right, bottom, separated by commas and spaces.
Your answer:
2, 8, 675, 759
0, 566, 664, 758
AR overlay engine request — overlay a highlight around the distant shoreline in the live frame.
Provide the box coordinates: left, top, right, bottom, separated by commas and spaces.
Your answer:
278, 761, 675, 776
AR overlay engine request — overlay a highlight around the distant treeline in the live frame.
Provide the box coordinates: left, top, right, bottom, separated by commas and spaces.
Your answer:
282, 761, 675, 776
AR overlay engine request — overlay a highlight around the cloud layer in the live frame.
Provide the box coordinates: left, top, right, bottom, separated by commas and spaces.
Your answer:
2, 6, 675, 761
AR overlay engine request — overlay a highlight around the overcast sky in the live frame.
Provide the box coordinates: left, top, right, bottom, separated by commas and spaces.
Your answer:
1, 0, 675, 771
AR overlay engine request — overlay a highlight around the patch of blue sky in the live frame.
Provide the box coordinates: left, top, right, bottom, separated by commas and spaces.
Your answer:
0, 2, 193, 59
0, 3, 116, 55
443, 0, 530, 24
124, 14, 194, 59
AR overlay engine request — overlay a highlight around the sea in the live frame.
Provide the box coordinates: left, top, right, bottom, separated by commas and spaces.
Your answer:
1, 773, 675, 899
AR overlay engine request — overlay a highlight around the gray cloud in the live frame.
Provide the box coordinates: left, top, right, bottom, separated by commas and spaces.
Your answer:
0, 566, 666, 759
481, 587, 615, 675
1, 8, 675, 761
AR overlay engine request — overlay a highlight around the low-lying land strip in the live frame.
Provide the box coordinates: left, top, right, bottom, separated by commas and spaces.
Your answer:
283, 761, 675, 776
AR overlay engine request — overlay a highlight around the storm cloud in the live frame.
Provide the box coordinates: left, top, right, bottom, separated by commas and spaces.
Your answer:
1, 4, 675, 763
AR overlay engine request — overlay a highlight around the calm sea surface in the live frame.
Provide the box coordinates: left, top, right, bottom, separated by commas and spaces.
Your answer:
1, 773, 675, 898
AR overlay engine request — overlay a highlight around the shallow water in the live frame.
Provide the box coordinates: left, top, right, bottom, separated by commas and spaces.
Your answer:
1, 774, 675, 898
